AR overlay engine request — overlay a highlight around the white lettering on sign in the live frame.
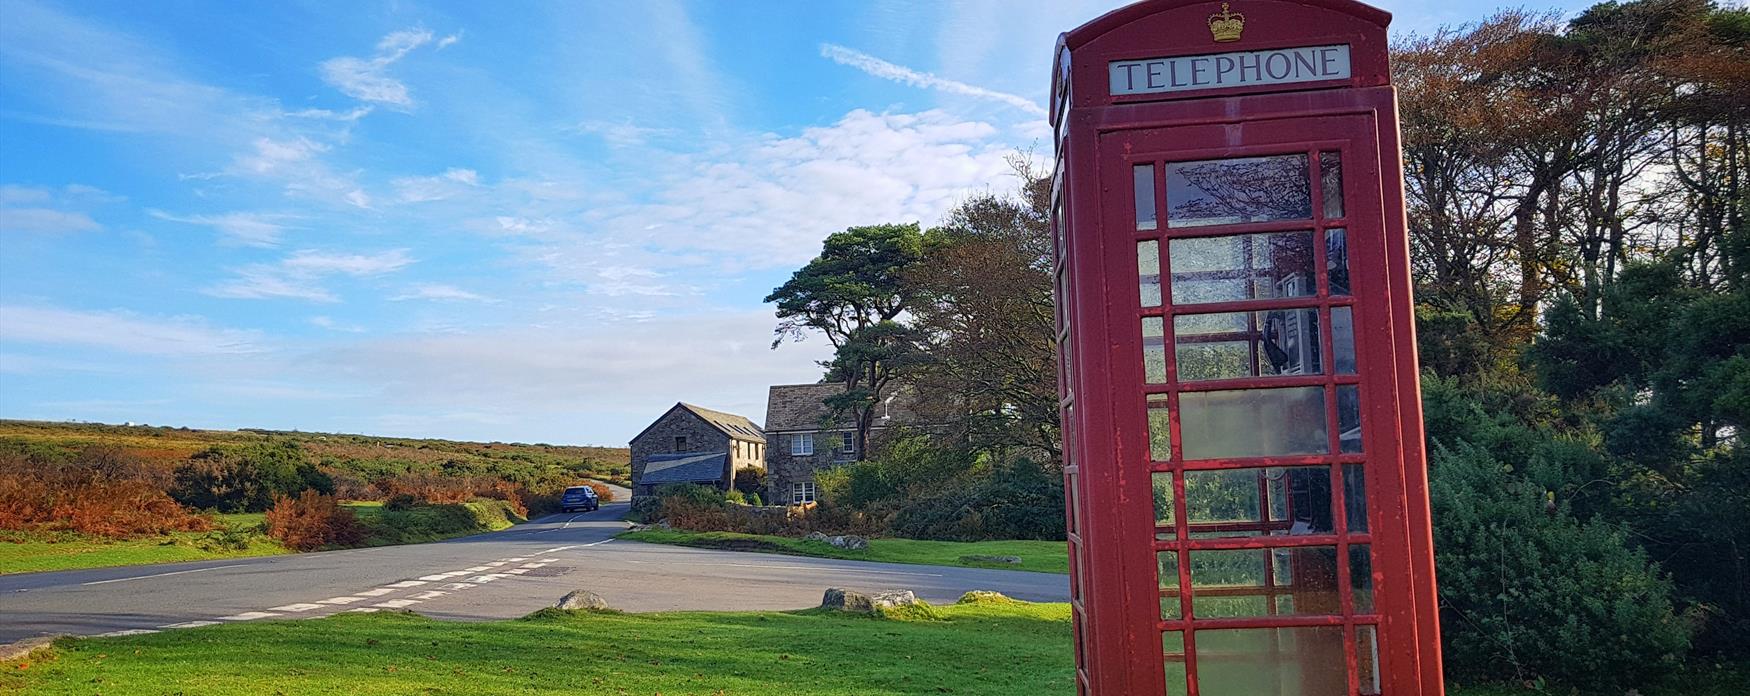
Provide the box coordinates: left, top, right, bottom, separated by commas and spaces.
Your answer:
1108, 45, 1350, 96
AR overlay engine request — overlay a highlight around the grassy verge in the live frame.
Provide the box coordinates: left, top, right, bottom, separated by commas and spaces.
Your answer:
620, 529, 1069, 574
0, 501, 526, 576
4, 595, 1072, 695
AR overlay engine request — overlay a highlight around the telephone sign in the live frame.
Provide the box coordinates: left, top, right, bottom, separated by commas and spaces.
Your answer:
1050, 2, 1443, 695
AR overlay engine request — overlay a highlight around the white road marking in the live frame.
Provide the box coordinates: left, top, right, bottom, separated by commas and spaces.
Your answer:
384, 580, 427, 588
269, 603, 325, 612
81, 564, 249, 586
411, 590, 448, 600
536, 545, 578, 554
504, 557, 528, 562
95, 629, 161, 637
520, 563, 548, 569
158, 620, 221, 629
372, 599, 420, 608
218, 611, 280, 621
581, 538, 614, 548
463, 565, 491, 572
537, 558, 560, 562
561, 514, 584, 529
438, 582, 477, 590
317, 596, 366, 605
418, 574, 455, 581
356, 588, 395, 597
346, 608, 379, 613
505, 568, 530, 575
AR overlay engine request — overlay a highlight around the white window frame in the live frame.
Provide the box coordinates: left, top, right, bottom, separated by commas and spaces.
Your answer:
840, 431, 856, 454
791, 481, 816, 504
790, 432, 814, 456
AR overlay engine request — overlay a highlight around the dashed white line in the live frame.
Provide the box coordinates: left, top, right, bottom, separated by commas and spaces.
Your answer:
217, 611, 280, 621
505, 568, 530, 575
317, 596, 366, 605
411, 590, 448, 600
95, 629, 161, 637
383, 580, 428, 588
483, 561, 507, 567
269, 603, 325, 612
504, 557, 528, 562
158, 620, 221, 629
356, 588, 395, 597
462, 565, 491, 572
581, 538, 614, 548
81, 564, 249, 586
346, 608, 379, 613
438, 582, 477, 591
372, 599, 420, 609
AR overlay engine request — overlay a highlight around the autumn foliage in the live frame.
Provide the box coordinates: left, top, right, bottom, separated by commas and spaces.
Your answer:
264, 490, 366, 551
0, 447, 211, 538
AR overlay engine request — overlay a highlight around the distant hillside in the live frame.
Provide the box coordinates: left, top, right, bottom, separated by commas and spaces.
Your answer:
0, 420, 631, 486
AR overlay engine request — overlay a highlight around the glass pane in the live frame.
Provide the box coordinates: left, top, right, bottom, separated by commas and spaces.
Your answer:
1159, 551, 1181, 619
1165, 154, 1310, 228
1192, 626, 1349, 696
1331, 306, 1356, 374
1343, 463, 1368, 533
1337, 385, 1362, 453
1175, 309, 1321, 381
1350, 544, 1375, 613
1139, 240, 1162, 307
1067, 471, 1080, 535
1189, 547, 1340, 618
1136, 164, 1158, 230
1358, 625, 1381, 695
1143, 317, 1167, 383
1153, 472, 1176, 539
1320, 151, 1343, 219
1164, 631, 1188, 696
1179, 386, 1328, 460
1148, 394, 1172, 461
1326, 228, 1351, 296
1184, 467, 1299, 534
1169, 231, 1316, 304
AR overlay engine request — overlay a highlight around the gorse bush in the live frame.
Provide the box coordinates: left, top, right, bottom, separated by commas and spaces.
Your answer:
0, 446, 212, 538
170, 441, 332, 513
265, 490, 365, 551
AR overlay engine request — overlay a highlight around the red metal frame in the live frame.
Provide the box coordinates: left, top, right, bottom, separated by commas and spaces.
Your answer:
1051, 2, 1440, 695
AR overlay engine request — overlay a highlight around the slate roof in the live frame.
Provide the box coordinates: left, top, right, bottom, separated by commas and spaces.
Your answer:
640, 452, 729, 485
763, 382, 925, 432
678, 403, 765, 442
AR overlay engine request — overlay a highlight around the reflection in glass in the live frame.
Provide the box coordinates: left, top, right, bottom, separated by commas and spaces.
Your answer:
1180, 386, 1328, 460
1338, 385, 1362, 453
1169, 231, 1316, 304
1136, 164, 1158, 230
1138, 240, 1162, 307
1148, 394, 1172, 461
1159, 551, 1181, 619
1143, 318, 1167, 383
1351, 544, 1375, 612
1164, 631, 1188, 696
1153, 472, 1176, 539
1185, 467, 1293, 531
1193, 626, 1349, 696
1320, 151, 1344, 219
1165, 154, 1310, 228
1175, 309, 1322, 381
1327, 228, 1351, 295
1344, 463, 1368, 533
1358, 625, 1382, 695
1332, 306, 1356, 374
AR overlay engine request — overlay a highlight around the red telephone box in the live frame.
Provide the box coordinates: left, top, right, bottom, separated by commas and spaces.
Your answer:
1050, 2, 1441, 695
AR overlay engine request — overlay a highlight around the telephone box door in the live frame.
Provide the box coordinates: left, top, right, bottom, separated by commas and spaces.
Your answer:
1102, 108, 1431, 696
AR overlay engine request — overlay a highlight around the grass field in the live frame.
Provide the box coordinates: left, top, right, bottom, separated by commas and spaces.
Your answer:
0, 501, 527, 576
620, 529, 1070, 574
3, 596, 1074, 695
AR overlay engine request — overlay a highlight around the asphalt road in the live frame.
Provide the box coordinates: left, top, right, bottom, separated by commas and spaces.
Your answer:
0, 501, 1069, 644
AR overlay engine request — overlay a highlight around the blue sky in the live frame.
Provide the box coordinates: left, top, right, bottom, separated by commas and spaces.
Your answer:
0, 0, 1591, 446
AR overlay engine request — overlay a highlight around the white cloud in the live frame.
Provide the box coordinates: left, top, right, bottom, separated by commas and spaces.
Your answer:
284, 106, 374, 122
569, 120, 670, 147
206, 249, 414, 302
0, 207, 101, 234
391, 168, 481, 203
0, 184, 121, 234
319, 27, 446, 109
820, 44, 1047, 117
390, 284, 493, 302
149, 209, 289, 247
0, 305, 262, 356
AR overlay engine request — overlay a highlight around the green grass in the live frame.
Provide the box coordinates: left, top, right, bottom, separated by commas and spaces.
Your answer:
4, 597, 1074, 695
0, 502, 526, 576
620, 529, 1069, 574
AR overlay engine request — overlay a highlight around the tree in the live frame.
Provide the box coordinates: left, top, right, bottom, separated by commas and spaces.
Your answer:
767, 223, 925, 458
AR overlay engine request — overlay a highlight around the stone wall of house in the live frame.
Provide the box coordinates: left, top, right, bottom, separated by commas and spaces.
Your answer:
629, 409, 731, 497
764, 427, 905, 504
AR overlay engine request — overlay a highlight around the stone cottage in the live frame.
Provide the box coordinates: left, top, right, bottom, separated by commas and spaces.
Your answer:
629, 402, 765, 499
762, 382, 923, 505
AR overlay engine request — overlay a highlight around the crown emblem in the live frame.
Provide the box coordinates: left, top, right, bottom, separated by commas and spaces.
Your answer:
1208, 2, 1245, 42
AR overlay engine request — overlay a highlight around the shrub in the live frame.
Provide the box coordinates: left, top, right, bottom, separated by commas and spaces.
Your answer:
0, 447, 211, 538
890, 457, 1065, 541
170, 441, 332, 513
1431, 441, 1690, 690
265, 490, 366, 551
732, 468, 764, 499
725, 489, 747, 505
383, 493, 420, 511
585, 481, 615, 502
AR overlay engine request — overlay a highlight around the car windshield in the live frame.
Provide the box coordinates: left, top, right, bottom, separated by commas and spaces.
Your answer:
564, 487, 592, 495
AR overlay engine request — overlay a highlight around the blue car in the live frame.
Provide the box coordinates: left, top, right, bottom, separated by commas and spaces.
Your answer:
559, 486, 600, 513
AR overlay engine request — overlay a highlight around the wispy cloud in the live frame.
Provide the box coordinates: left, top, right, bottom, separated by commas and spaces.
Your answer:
0, 184, 121, 234
0, 305, 262, 356
819, 43, 1046, 116
391, 168, 481, 203
319, 28, 450, 109
390, 284, 494, 302
206, 249, 414, 302
0, 208, 100, 234
149, 209, 289, 247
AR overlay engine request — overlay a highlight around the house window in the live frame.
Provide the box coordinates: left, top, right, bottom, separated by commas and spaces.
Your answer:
791, 481, 817, 504
840, 431, 856, 455
791, 432, 814, 456
674, 436, 687, 451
